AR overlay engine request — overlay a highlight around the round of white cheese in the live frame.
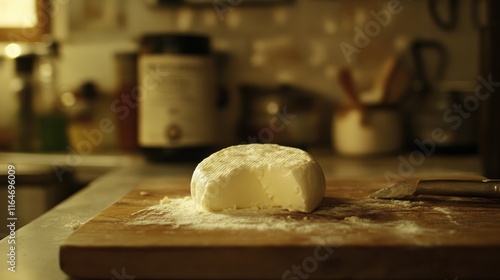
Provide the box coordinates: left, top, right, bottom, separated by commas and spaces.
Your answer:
190, 144, 326, 213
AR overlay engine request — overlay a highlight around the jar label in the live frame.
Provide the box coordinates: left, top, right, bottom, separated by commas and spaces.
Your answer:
138, 54, 217, 147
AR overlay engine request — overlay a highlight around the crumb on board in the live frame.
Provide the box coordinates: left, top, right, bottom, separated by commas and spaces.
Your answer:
344, 216, 370, 224
390, 200, 412, 207
160, 196, 171, 205
287, 215, 292, 219
432, 206, 452, 215
139, 191, 150, 196
394, 221, 422, 234
65, 220, 85, 230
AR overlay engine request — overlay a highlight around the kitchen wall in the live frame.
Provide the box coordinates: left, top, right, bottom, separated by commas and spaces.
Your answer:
0, 0, 482, 150
52, 0, 480, 96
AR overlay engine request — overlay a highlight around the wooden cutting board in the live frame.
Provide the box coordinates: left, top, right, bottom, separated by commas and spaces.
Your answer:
60, 178, 500, 279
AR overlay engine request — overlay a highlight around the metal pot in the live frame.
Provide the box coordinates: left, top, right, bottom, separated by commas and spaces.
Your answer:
239, 84, 330, 148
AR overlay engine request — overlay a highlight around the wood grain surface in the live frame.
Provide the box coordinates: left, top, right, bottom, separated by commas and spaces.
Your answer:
60, 177, 500, 279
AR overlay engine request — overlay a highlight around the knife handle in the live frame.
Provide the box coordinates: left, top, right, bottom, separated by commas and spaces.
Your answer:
416, 179, 500, 199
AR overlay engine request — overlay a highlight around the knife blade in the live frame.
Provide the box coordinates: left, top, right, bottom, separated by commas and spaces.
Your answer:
370, 179, 500, 200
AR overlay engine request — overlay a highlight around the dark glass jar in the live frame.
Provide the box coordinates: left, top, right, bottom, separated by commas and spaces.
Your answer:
138, 34, 217, 162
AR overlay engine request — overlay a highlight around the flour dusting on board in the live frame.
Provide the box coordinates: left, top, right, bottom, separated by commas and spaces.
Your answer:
127, 195, 440, 241
130, 196, 323, 232
433, 206, 460, 225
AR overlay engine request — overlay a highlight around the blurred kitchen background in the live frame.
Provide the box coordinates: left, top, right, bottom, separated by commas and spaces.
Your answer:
1, 0, 499, 234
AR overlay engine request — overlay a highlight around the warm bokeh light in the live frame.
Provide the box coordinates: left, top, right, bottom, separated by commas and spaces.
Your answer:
266, 101, 279, 115
4, 43, 22, 58
61, 91, 76, 107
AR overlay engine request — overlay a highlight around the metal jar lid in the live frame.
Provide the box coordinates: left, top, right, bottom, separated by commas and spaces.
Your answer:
139, 34, 211, 55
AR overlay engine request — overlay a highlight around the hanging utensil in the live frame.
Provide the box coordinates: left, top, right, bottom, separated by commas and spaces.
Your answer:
428, 0, 460, 31
410, 39, 448, 97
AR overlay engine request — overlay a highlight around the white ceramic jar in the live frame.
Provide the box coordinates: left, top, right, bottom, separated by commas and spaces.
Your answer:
332, 105, 402, 156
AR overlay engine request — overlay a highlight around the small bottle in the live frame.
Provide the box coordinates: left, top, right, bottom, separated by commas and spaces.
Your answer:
138, 34, 218, 162
114, 52, 138, 151
66, 82, 103, 153
35, 41, 69, 151
14, 54, 37, 152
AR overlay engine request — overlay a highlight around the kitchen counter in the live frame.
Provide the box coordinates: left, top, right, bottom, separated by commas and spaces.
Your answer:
0, 153, 483, 280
